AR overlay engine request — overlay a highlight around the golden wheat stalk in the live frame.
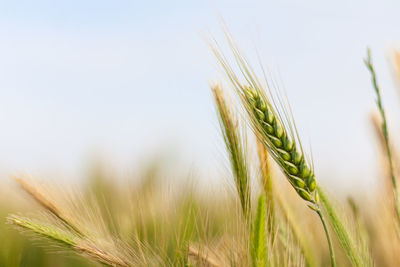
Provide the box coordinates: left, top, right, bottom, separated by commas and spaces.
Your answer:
365, 49, 400, 231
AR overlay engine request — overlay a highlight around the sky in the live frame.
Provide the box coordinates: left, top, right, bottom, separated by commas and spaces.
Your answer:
0, 0, 399, 192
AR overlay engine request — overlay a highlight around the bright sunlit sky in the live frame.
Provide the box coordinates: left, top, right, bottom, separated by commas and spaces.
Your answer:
1, 0, 400, 192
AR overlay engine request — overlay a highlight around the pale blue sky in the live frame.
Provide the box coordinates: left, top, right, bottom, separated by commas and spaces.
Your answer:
0, 0, 399, 192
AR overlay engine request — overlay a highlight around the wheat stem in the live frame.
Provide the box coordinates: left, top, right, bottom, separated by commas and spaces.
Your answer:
316, 209, 336, 267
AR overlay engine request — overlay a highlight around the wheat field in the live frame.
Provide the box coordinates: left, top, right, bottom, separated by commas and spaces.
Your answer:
2, 34, 400, 267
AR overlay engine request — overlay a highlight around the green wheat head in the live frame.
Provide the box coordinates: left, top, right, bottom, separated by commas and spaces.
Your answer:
242, 87, 317, 203
210, 35, 317, 207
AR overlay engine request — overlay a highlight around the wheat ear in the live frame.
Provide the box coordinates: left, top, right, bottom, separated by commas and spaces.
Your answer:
8, 215, 131, 267
243, 79, 337, 267
211, 84, 251, 220
241, 87, 317, 203
11, 175, 84, 237
243, 88, 338, 265
10, 178, 138, 266
8, 215, 77, 247
210, 32, 336, 267
257, 141, 318, 266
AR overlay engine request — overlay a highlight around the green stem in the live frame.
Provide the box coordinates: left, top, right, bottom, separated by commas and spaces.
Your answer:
316, 209, 336, 267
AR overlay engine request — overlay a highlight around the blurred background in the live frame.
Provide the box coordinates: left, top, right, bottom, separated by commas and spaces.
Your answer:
0, 0, 400, 193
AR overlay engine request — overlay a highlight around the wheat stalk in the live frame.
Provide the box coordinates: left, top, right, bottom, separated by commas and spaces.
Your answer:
365, 49, 400, 232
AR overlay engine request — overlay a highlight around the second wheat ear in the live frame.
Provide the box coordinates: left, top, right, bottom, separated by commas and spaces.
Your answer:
212, 84, 251, 221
